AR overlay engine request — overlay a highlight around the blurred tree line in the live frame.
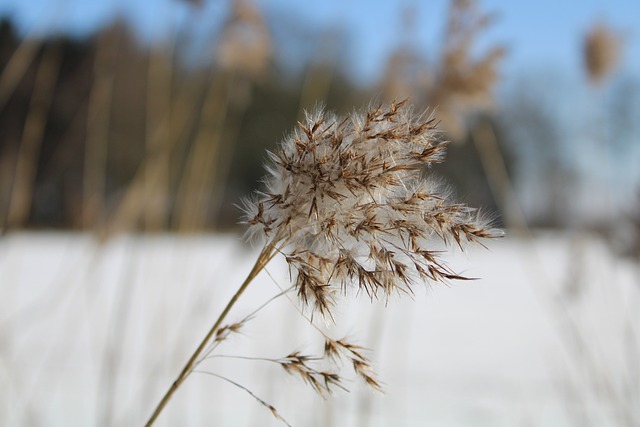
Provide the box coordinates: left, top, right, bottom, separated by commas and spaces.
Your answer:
0, 17, 365, 232
0, 1, 508, 233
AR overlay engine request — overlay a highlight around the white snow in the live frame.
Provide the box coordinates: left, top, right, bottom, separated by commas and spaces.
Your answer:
0, 232, 637, 426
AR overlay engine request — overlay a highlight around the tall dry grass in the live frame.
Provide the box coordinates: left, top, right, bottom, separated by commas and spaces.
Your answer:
6, 42, 61, 228
144, 100, 501, 425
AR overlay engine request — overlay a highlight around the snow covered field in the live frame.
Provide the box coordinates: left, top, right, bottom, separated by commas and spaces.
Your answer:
0, 232, 638, 426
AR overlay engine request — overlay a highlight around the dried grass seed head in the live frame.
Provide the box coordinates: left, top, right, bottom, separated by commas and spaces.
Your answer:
243, 100, 501, 316
216, 0, 272, 79
584, 22, 621, 85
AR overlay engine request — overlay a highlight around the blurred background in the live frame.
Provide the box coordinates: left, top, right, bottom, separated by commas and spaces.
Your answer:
0, 0, 638, 426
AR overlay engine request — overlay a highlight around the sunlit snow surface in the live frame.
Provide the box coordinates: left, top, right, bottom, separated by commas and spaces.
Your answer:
0, 232, 637, 426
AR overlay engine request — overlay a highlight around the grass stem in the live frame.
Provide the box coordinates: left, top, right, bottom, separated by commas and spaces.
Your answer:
144, 242, 275, 426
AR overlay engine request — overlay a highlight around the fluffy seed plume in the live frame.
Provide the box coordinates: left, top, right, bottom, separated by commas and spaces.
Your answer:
242, 100, 501, 316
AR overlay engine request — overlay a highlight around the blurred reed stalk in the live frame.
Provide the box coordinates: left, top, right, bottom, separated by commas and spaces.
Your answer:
101, 70, 195, 236
205, 74, 251, 225
7, 42, 61, 228
83, 29, 119, 229
0, 33, 40, 111
471, 121, 527, 232
99, 0, 272, 235
582, 21, 622, 222
144, 43, 175, 231
100, 49, 209, 234
172, 71, 230, 231
193, 0, 272, 229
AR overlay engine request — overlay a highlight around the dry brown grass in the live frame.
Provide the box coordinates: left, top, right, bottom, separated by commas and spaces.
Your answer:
7, 42, 61, 228
144, 100, 500, 425
382, 0, 504, 140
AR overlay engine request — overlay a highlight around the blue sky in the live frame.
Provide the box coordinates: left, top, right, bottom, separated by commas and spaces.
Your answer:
0, 0, 638, 83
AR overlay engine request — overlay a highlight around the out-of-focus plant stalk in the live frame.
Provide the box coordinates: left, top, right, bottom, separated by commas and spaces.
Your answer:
7, 43, 61, 228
